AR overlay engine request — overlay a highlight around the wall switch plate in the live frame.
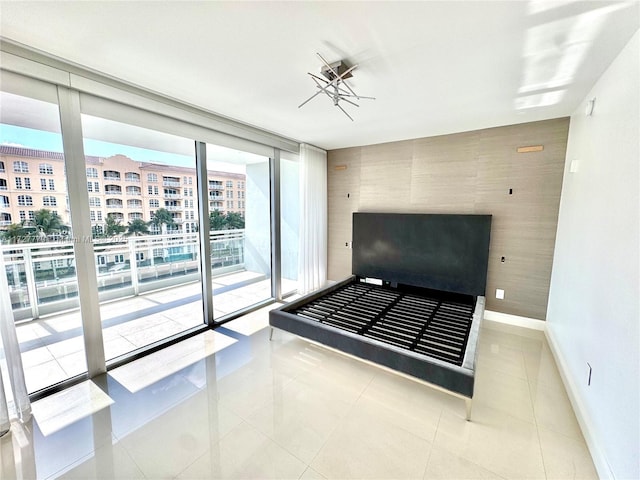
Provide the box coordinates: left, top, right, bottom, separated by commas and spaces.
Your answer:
496, 288, 505, 300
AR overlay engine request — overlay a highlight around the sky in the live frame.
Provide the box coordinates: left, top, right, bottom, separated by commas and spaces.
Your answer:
0, 123, 246, 173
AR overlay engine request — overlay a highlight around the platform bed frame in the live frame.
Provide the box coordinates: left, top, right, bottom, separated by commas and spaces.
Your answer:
269, 277, 485, 419
269, 213, 491, 420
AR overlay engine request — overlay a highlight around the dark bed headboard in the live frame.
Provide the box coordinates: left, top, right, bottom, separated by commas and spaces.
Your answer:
352, 213, 492, 296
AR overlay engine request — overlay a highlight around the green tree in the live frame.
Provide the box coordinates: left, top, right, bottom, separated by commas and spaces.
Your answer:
126, 218, 150, 236
105, 214, 126, 236
32, 209, 68, 241
150, 208, 176, 234
0, 222, 28, 244
225, 212, 245, 229
210, 210, 226, 230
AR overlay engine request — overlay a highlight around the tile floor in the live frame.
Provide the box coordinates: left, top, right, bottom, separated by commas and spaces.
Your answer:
1, 307, 597, 479
15, 271, 296, 393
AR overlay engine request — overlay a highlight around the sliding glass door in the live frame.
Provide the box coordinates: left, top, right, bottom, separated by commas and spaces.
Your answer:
0, 84, 87, 393
80, 114, 204, 362
205, 144, 272, 320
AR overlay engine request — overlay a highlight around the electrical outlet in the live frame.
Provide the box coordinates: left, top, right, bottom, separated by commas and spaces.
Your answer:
496, 288, 505, 300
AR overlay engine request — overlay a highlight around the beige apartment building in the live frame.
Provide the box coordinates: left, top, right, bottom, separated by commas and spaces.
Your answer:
0, 145, 246, 233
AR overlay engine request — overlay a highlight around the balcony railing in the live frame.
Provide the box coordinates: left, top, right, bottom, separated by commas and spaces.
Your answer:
104, 175, 121, 181
163, 181, 180, 187
2, 230, 246, 321
209, 195, 223, 201
164, 206, 181, 211
105, 190, 122, 195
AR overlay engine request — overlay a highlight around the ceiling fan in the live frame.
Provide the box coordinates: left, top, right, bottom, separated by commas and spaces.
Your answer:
298, 52, 375, 121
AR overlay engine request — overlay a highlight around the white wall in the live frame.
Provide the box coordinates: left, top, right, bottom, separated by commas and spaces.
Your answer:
546, 30, 639, 480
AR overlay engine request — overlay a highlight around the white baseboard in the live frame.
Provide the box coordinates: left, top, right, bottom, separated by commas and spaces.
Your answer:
483, 310, 546, 331
545, 326, 613, 480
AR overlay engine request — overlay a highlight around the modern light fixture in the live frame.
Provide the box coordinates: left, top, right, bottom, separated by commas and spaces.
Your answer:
298, 53, 375, 121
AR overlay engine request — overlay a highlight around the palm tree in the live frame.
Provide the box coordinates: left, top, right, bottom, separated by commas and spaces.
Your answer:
0, 222, 28, 244
225, 212, 245, 229
150, 208, 176, 234
210, 210, 226, 230
104, 214, 126, 236
32, 209, 68, 241
126, 218, 150, 236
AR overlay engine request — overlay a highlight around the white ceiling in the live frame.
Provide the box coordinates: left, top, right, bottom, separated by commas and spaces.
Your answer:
0, 1, 638, 151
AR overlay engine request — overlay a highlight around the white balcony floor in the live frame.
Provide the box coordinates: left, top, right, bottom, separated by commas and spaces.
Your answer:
2, 309, 596, 479
15, 270, 297, 393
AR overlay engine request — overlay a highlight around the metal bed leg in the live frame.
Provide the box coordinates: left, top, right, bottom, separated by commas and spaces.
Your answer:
465, 398, 472, 421
269, 327, 274, 341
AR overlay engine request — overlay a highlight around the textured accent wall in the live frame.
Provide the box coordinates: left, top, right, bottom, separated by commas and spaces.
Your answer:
327, 118, 569, 320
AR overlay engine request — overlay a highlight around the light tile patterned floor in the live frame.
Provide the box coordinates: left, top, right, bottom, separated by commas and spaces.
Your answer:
14, 270, 294, 393
1, 308, 597, 479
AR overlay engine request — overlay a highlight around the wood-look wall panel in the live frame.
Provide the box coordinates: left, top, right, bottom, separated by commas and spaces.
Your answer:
326, 117, 570, 320
411, 132, 479, 212
359, 140, 413, 210
328, 147, 361, 280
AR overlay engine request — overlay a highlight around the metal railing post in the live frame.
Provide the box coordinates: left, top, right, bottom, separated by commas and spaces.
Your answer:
23, 248, 39, 319
129, 237, 139, 295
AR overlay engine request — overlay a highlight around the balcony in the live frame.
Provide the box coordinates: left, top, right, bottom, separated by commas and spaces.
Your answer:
2, 231, 299, 394
163, 180, 180, 187
209, 194, 223, 201
163, 193, 181, 199
0, 220, 11, 226
125, 173, 141, 183
164, 205, 181, 211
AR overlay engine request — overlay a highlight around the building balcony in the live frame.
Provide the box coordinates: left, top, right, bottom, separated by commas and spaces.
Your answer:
126, 191, 142, 196
163, 181, 181, 187
104, 175, 121, 182
209, 195, 223, 201
164, 206, 181, 211
106, 204, 123, 209
163, 193, 181, 199
0, 220, 11, 226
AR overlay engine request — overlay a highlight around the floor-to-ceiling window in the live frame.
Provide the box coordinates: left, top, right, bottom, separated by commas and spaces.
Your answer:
1, 55, 300, 399
80, 114, 205, 361
0, 79, 88, 393
205, 144, 272, 320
